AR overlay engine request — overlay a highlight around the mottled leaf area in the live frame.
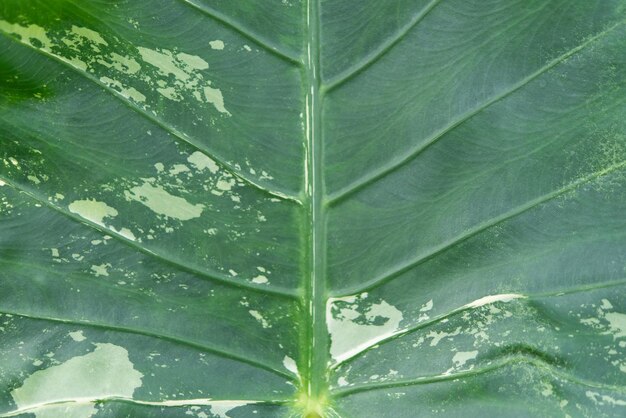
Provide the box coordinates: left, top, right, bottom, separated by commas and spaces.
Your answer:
1, 1, 626, 417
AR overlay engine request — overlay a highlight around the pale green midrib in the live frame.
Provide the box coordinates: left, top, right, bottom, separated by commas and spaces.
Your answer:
302, 0, 330, 411
0, 176, 298, 299
0, 30, 302, 205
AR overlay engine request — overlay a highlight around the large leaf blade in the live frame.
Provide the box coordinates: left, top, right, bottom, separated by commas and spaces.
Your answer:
2, 1, 626, 417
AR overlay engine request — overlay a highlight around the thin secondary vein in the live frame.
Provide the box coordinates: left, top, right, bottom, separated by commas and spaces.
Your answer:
176, 0, 301, 64
333, 159, 626, 297
0, 309, 294, 381
331, 354, 626, 398
0, 30, 302, 205
322, 0, 443, 91
331, 277, 626, 369
327, 19, 625, 205
0, 177, 299, 298
0, 396, 289, 418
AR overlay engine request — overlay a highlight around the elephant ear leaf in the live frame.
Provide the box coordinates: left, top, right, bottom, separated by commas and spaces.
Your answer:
1, 1, 626, 417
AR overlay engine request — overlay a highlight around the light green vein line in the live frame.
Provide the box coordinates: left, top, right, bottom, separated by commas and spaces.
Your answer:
0, 29, 302, 205
0, 396, 289, 418
332, 159, 626, 297
177, 0, 302, 64
0, 309, 295, 381
326, 20, 625, 205
301, 0, 330, 405
331, 277, 626, 370
331, 354, 626, 398
322, 0, 443, 91
0, 177, 299, 298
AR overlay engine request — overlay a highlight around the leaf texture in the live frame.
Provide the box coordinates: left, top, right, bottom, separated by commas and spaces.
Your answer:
1, 1, 626, 417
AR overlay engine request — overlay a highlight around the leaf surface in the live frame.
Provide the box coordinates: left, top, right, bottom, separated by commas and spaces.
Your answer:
1, 1, 626, 417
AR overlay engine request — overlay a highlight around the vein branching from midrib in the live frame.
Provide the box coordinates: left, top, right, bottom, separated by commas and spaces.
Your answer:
330, 276, 626, 371
331, 158, 626, 298
321, 0, 443, 92
330, 353, 626, 398
0, 308, 293, 381
0, 176, 298, 298
302, 0, 330, 414
324, 19, 625, 205
175, 0, 301, 64
0, 30, 301, 205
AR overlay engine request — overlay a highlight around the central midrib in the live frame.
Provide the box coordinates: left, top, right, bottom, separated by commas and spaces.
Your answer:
302, 0, 329, 416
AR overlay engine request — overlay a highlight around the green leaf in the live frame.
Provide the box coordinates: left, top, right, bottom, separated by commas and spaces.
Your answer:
1, 1, 626, 417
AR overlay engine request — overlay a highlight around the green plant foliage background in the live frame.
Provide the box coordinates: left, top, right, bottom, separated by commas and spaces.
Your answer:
1, 1, 626, 417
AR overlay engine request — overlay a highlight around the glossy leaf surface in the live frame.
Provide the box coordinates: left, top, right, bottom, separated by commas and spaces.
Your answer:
1, 1, 626, 417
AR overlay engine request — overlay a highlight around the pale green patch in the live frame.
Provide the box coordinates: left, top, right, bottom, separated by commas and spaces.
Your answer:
441, 350, 479, 375
605, 312, 626, 339
451, 350, 478, 368
209, 40, 225, 50
67, 57, 88, 71
100, 77, 146, 103
425, 327, 461, 347
216, 177, 236, 192
327, 293, 404, 363
168, 164, 190, 175
586, 391, 626, 406
203, 85, 231, 116
188, 151, 219, 174
137, 46, 230, 115
0, 20, 52, 50
463, 293, 525, 309
10, 343, 143, 418
99, 53, 142, 75
207, 402, 250, 418
177, 52, 209, 70
71, 26, 108, 46
68, 199, 118, 227
91, 263, 111, 277
541, 382, 554, 397
137, 47, 193, 81
124, 180, 204, 220
27, 175, 41, 184
283, 356, 298, 375
111, 227, 137, 241
0, 19, 230, 117
68, 331, 86, 342
249, 310, 271, 329
251, 275, 269, 284
420, 300, 433, 312
157, 86, 180, 101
